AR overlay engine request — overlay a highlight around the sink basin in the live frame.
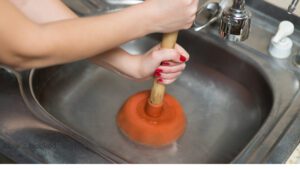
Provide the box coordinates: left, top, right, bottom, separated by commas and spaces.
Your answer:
63, 0, 143, 15
26, 31, 274, 163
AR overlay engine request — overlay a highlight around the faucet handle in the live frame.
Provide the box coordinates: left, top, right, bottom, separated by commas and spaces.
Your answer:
272, 21, 295, 43
193, 2, 222, 31
288, 0, 299, 14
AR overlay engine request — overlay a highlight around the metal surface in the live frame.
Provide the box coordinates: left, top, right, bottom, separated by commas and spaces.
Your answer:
193, 2, 222, 31
0, 68, 110, 163
219, 0, 251, 41
63, 0, 143, 15
288, 0, 299, 14
27, 33, 272, 163
0, 0, 299, 164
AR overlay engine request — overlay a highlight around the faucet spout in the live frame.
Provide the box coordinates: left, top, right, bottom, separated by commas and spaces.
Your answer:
232, 0, 245, 10
288, 0, 299, 14
219, 0, 251, 42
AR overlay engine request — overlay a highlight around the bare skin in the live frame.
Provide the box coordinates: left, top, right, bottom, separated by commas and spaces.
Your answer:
3, 0, 198, 84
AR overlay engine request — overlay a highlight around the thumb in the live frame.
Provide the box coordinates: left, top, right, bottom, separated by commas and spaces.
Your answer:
153, 44, 190, 63
175, 44, 190, 62
152, 49, 184, 63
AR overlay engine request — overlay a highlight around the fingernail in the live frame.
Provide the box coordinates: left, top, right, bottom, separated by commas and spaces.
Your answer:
155, 68, 163, 73
157, 78, 163, 83
154, 72, 161, 77
180, 55, 187, 62
161, 62, 170, 66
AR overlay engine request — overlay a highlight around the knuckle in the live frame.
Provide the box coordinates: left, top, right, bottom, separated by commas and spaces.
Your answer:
188, 22, 194, 28
184, 24, 192, 30
151, 51, 159, 58
168, 66, 176, 73
152, 51, 165, 60
192, 2, 198, 12
188, 8, 196, 16
183, 0, 193, 6
169, 49, 176, 56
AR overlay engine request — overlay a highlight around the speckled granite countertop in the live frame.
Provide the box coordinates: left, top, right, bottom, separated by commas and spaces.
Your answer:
287, 144, 300, 164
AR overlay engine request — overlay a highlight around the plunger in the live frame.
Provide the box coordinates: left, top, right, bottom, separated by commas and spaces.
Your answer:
116, 32, 186, 147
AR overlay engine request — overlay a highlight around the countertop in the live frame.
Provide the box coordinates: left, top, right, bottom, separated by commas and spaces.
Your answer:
264, 0, 300, 16
287, 144, 300, 164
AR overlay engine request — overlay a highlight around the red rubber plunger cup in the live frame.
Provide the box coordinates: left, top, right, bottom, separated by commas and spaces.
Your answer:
116, 32, 186, 147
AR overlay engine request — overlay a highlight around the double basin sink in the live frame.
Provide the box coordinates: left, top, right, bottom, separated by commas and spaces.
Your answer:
0, 0, 299, 163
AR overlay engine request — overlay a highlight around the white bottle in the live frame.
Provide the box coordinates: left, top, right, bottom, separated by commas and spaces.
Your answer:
269, 21, 294, 59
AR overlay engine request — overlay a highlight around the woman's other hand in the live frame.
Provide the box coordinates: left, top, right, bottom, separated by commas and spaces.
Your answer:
141, 0, 199, 33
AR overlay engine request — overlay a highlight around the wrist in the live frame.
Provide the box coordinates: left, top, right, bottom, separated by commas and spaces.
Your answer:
125, 2, 157, 36
132, 55, 145, 79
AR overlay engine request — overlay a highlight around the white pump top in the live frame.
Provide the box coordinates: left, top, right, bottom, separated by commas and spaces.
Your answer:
269, 21, 294, 59
272, 21, 294, 43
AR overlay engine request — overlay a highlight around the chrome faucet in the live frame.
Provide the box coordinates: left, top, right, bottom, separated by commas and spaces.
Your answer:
219, 0, 251, 42
288, 0, 299, 14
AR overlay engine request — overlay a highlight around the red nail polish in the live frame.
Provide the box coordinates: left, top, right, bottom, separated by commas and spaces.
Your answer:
154, 72, 161, 77
180, 55, 187, 62
157, 78, 163, 83
161, 62, 170, 66
155, 68, 163, 73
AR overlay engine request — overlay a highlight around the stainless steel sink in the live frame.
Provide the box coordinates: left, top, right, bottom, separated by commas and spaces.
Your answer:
20, 19, 300, 162
26, 32, 272, 163
0, 0, 299, 164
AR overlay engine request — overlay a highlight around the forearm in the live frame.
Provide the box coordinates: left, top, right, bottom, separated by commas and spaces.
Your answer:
10, 0, 77, 23
90, 48, 143, 79
34, 6, 149, 68
0, 1, 151, 69
8, 0, 144, 71
10, 0, 134, 71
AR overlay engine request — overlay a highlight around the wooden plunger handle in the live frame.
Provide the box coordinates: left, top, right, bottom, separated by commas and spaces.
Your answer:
149, 32, 179, 105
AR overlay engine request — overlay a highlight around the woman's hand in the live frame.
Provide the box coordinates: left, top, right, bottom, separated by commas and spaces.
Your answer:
90, 44, 189, 85
137, 44, 189, 84
140, 0, 199, 33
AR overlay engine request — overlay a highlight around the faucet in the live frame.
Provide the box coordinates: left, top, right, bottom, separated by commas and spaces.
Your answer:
219, 0, 251, 42
288, 0, 299, 14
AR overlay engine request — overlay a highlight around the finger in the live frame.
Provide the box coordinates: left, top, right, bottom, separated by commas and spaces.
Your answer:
152, 49, 180, 63
191, 0, 199, 9
156, 78, 177, 85
186, 15, 196, 25
153, 48, 189, 64
160, 61, 180, 66
174, 44, 190, 62
154, 72, 182, 80
190, 0, 199, 11
157, 63, 186, 73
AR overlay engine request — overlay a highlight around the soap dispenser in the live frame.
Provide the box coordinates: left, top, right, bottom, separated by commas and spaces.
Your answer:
269, 21, 294, 59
